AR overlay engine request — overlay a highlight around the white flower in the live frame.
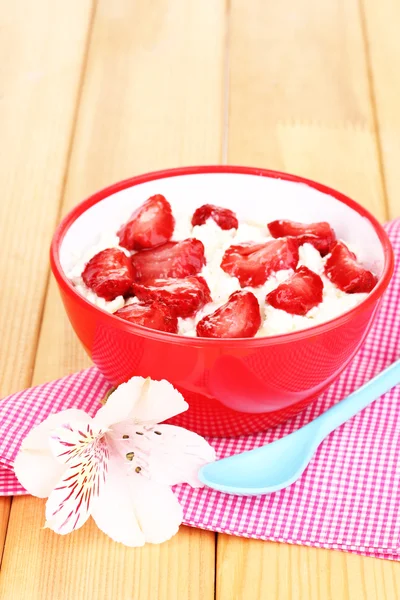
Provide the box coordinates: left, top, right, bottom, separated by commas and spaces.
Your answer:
13, 377, 216, 547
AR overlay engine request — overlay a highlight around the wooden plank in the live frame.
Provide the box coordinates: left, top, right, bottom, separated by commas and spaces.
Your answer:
217, 0, 400, 598
0, 0, 94, 397
217, 537, 400, 600
227, 0, 387, 220
1, 1, 225, 598
0, 0, 94, 571
360, 0, 400, 218
54, 0, 227, 209
3, 497, 215, 600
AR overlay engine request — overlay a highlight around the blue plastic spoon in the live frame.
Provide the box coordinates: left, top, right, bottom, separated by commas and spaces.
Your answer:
198, 359, 400, 496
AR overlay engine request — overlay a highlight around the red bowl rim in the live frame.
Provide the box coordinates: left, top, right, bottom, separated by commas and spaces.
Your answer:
50, 165, 395, 347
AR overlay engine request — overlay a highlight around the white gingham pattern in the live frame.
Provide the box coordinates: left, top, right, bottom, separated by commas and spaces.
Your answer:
0, 220, 399, 560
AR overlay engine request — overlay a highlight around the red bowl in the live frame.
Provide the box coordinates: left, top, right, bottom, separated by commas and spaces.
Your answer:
50, 166, 394, 437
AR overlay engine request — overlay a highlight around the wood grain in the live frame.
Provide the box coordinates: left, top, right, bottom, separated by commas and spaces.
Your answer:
1, 1, 225, 598
217, 0, 400, 597
360, 0, 400, 219
217, 536, 400, 600
1, 497, 214, 600
0, 0, 94, 572
1, 0, 400, 598
0, 0, 94, 397
33, 0, 227, 384
227, 0, 387, 219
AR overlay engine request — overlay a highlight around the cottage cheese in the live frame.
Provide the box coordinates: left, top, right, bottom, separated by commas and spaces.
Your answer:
66, 214, 369, 336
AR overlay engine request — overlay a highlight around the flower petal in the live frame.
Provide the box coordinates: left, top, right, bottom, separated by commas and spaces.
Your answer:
49, 419, 108, 464
90, 457, 145, 547
132, 477, 183, 544
45, 424, 109, 534
94, 378, 144, 427
133, 379, 188, 425
14, 451, 67, 499
142, 425, 216, 487
95, 377, 188, 427
91, 453, 183, 546
13, 409, 90, 498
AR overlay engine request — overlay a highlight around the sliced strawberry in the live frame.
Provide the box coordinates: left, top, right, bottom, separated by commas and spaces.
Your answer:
267, 220, 336, 255
191, 204, 239, 230
117, 194, 175, 250
266, 266, 323, 315
324, 241, 378, 293
131, 238, 206, 283
114, 300, 178, 333
221, 238, 299, 287
132, 276, 212, 319
196, 291, 261, 338
82, 248, 134, 301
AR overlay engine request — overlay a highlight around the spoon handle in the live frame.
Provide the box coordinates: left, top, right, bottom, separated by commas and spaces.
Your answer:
309, 359, 400, 441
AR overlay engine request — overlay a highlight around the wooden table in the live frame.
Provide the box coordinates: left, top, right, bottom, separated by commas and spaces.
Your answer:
1, 1, 399, 598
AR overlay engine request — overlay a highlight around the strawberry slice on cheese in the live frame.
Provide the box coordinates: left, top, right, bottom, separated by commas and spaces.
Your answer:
268, 219, 336, 256
266, 266, 323, 316
118, 194, 175, 251
115, 300, 178, 333
324, 241, 377, 293
82, 248, 134, 301
221, 238, 299, 287
192, 204, 239, 230
131, 238, 205, 283
132, 276, 212, 319
196, 291, 261, 338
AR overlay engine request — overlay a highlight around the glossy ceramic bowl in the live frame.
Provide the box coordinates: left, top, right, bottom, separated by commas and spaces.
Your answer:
50, 166, 394, 437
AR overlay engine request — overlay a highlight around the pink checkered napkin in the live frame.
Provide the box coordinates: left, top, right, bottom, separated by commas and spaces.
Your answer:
1, 221, 399, 560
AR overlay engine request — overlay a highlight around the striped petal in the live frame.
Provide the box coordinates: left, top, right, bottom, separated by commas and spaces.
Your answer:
49, 419, 108, 465
13, 409, 91, 498
45, 421, 109, 534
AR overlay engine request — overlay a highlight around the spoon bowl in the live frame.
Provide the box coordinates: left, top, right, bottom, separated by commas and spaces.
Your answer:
200, 426, 320, 495
199, 359, 400, 495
